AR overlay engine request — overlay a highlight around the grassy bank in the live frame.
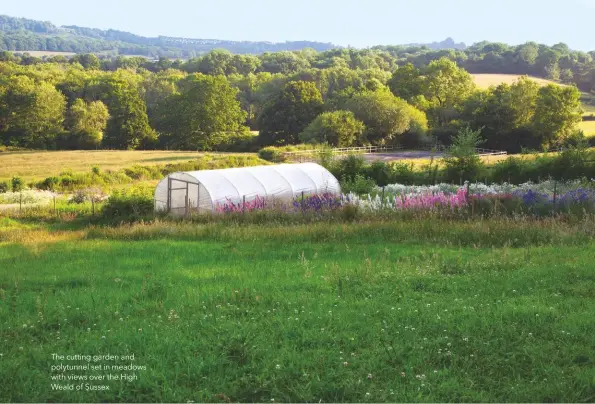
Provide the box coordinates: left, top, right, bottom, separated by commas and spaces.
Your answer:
0, 217, 594, 402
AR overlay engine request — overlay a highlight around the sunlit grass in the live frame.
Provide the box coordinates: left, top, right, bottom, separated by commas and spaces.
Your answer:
0, 216, 594, 402
471, 74, 563, 89
0, 150, 257, 181
579, 120, 595, 137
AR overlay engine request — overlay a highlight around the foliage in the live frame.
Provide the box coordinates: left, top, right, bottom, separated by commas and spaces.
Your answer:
257, 81, 324, 146
100, 186, 154, 221
63, 99, 109, 149
345, 89, 420, 145
94, 72, 156, 149
154, 74, 247, 150
11, 176, 23, 192
257, 144, 325, 162
389, 58, 475, 127
0, 74, 66, 148
532, 85, 583, 147
443, 126, 485, 183
340, 174, 377, 194
299, 110, 364, 146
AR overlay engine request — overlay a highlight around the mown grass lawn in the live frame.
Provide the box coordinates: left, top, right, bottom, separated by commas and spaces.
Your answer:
0, 219, 594, 402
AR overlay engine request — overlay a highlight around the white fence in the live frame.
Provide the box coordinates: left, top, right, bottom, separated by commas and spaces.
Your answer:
279, 145, 506, 162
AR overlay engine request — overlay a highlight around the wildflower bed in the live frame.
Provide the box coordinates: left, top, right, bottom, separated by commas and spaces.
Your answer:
213, 180, 595, 216
0, 217, 594, 402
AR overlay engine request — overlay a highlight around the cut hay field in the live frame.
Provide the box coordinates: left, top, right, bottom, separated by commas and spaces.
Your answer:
0, 150, 256, 181
579, 120, 595, 138
0, 217, 594, 402
471, 74, 563, 89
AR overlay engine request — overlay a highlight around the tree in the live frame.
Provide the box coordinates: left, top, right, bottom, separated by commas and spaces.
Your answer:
422, 58, 476, 127
257, 81, 323, 145
532, 85, 583, 147
65, 99, 109, 149
229, 54, 261, 76
345, 89, 424, 145
188, 49, 233, 75
154, 74, 247, 150
0, 74, 66, 148
387, 63, 424, 102
443, 126, 485, 182
70, 54, 100, 70
141, 69, 185, 120
462, 77, 540, 151
229, 72, 285, 128
259, 52, 311, 74
299, 111, 365, 147
92, 71, 156, 149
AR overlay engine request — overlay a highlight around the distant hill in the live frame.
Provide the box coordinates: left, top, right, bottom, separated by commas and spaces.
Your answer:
404, 37, 467, 50
0, 15, 337, 58
0, 15, 468, 58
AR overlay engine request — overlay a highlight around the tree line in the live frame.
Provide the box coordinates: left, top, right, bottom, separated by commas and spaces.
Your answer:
0, 15, 335, 58
0, 51, 585, 153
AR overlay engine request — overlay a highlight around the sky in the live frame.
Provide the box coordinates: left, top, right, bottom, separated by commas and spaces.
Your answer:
1, 0, 592, 50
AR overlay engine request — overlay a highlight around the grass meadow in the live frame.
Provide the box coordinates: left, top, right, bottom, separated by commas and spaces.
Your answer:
0, 216, 594, 402
0, 150, 249, 181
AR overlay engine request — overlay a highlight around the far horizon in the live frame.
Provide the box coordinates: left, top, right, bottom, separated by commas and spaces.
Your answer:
0, 0, 592, 51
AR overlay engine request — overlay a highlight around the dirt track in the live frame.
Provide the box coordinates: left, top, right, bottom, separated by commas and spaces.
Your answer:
361, 151, 444, 162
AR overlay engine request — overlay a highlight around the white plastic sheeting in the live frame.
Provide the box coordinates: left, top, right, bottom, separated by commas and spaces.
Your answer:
154, 163, 340, 215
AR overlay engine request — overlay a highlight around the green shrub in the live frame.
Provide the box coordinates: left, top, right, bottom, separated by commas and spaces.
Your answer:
341, 174, 376, 194
38, 176, 60, 191
366, 161, 392, 187
258, 144, 325, 162
390, 162, 419, 185
258, 146, 286, 162
11, 176, 23, 192
101, 186, 155, 222
334, 154, 367, 181
0, 181, 8, 193
443, 126, 485, 183
489, 157, 533, 184
211, 131, 260, 152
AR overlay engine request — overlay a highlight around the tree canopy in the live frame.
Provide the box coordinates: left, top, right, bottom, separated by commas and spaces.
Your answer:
258, 81, 324, 146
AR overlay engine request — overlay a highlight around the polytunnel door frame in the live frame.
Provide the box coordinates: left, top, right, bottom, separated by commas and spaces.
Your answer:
166, 177, 202, 216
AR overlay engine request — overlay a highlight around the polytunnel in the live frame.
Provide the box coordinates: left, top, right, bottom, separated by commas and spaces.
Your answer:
154, 163, 341, 215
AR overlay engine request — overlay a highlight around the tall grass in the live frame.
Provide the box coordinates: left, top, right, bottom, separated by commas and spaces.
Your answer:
0, 215, 594, 402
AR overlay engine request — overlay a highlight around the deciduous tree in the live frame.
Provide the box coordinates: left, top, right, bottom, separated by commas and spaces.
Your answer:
257, 81, 323, 145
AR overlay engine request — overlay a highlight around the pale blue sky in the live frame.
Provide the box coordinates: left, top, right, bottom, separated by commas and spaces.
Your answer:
1, 0, 592, 50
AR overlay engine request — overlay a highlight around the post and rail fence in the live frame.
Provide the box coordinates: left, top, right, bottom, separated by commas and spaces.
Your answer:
278, 145, 507, 163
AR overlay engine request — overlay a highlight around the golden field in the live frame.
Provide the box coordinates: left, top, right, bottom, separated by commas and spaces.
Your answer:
0, 150, 252, 181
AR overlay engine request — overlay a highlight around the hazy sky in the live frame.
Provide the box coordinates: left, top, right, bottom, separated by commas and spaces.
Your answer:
1, 0, 592, 50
